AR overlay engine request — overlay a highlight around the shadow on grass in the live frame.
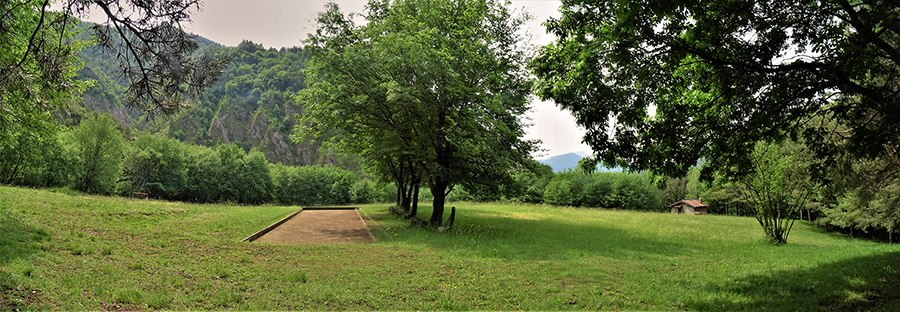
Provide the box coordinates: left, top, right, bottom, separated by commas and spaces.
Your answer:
0, 216, 49, 309
0, 217, 48, 265
392, 206, 692, 262
688, 250, 900, 311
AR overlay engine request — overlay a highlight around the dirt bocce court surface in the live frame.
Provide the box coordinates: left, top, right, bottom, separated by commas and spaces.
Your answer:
253, 208, 376, 245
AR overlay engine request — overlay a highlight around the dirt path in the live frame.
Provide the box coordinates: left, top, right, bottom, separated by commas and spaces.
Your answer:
252, 209, 376, 245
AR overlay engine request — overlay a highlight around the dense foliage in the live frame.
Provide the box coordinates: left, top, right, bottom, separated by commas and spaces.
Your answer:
298, 0, 538, 225
7, 114, 375, 206
5, 113, 666, 211
73, 36, 341, 167
531, 0, 900, 180
0, 1, 87, 184
59, 0, 226, 114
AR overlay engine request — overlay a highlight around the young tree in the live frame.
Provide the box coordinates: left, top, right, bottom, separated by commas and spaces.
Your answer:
298, 0, 538, 226
67, 114, 126, 194
122, 134, 190, 199
738, 141, 817, 243
531, 0, 900, 181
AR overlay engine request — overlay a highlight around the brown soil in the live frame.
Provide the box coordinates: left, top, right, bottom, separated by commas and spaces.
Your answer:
252, 209, 376, 245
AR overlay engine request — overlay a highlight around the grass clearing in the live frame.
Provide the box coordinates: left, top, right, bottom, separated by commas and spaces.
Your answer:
1, 185, 898, 310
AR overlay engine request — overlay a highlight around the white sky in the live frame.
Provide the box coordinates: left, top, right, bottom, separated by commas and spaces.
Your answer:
86, 0, 592, 158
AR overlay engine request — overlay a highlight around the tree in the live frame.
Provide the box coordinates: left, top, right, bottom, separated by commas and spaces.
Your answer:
577, 156, 599, 174
1, 0, 223, 188
0, 1, 88, 184
67, 114, 126, 194
297, 0, 538, 226
122, 134, 189, 199
820, 141, 900, 243
531, 0, 900, 180
662, 177, 688, 206
737, 141, 817, 243
59, 0, 227, 114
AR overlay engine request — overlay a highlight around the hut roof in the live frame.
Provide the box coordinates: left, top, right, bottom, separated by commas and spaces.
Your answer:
667, 200, 709, 208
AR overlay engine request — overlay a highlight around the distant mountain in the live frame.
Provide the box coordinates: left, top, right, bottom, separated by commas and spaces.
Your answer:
538, 152, 586, 172
537, 151, 622, 173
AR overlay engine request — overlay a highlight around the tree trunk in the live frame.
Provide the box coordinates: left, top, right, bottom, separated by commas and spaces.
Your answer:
402, 178, 415, 212
411, 180, 420, 218
429, 178, 449, 226
395, 181, 402, 208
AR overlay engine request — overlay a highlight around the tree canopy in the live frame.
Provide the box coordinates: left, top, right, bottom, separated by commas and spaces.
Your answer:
1, 0, 224, 184
297, 0, 538, 225
60, 0, 227, 115
531, 0, 900, 180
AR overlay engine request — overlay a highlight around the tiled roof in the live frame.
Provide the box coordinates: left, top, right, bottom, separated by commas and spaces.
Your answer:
681, 200, 708, 208
667, 200, 709, 208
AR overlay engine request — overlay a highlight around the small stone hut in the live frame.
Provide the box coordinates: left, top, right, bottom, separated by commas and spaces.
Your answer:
668, 199, 709, 214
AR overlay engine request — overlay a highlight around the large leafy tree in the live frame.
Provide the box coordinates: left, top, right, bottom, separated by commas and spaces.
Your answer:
60, 0, 227, 115
0, 1, 87, 184
531, 0, 900, 179
1, 0, 224, 184
297, 0, 538, 226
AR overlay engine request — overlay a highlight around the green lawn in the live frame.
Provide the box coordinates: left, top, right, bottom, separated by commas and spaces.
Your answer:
1, 185, 898, 311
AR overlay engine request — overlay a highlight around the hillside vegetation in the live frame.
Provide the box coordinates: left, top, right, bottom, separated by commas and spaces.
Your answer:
72, 22, 341, 167
1, 186, 897, 310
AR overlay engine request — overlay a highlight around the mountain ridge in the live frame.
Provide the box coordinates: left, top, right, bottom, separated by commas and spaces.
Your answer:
538, 151, 622, 173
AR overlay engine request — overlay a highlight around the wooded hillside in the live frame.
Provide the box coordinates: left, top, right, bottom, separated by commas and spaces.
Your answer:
71, 22, 348, 167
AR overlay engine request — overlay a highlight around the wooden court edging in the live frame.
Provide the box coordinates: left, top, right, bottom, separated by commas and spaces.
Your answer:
242, 209, 303, 242
302, 206, 359, 210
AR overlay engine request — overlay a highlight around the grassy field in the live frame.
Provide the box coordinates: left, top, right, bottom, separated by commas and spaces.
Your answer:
1, 185, 898, 311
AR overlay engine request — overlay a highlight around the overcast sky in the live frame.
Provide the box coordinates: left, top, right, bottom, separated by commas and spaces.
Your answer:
95, 0, 592, 158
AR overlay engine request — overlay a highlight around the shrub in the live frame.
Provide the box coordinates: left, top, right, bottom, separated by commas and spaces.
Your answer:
544, 179, 575, 206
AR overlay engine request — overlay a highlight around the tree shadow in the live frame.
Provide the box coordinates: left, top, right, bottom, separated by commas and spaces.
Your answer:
0, 216, 49, 309
687, 250, 900, 311
0, 217, 48, 266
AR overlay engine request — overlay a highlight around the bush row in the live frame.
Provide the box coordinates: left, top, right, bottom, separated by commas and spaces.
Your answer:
10, 114, 392, 205
11, 114, 667, 209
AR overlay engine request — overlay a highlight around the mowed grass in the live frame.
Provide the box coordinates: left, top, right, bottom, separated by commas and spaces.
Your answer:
1, 185, 898, 311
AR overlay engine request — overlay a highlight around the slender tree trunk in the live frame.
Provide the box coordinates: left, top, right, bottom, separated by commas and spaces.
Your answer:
395, 182, 402, 208
410, 178, 420, 218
